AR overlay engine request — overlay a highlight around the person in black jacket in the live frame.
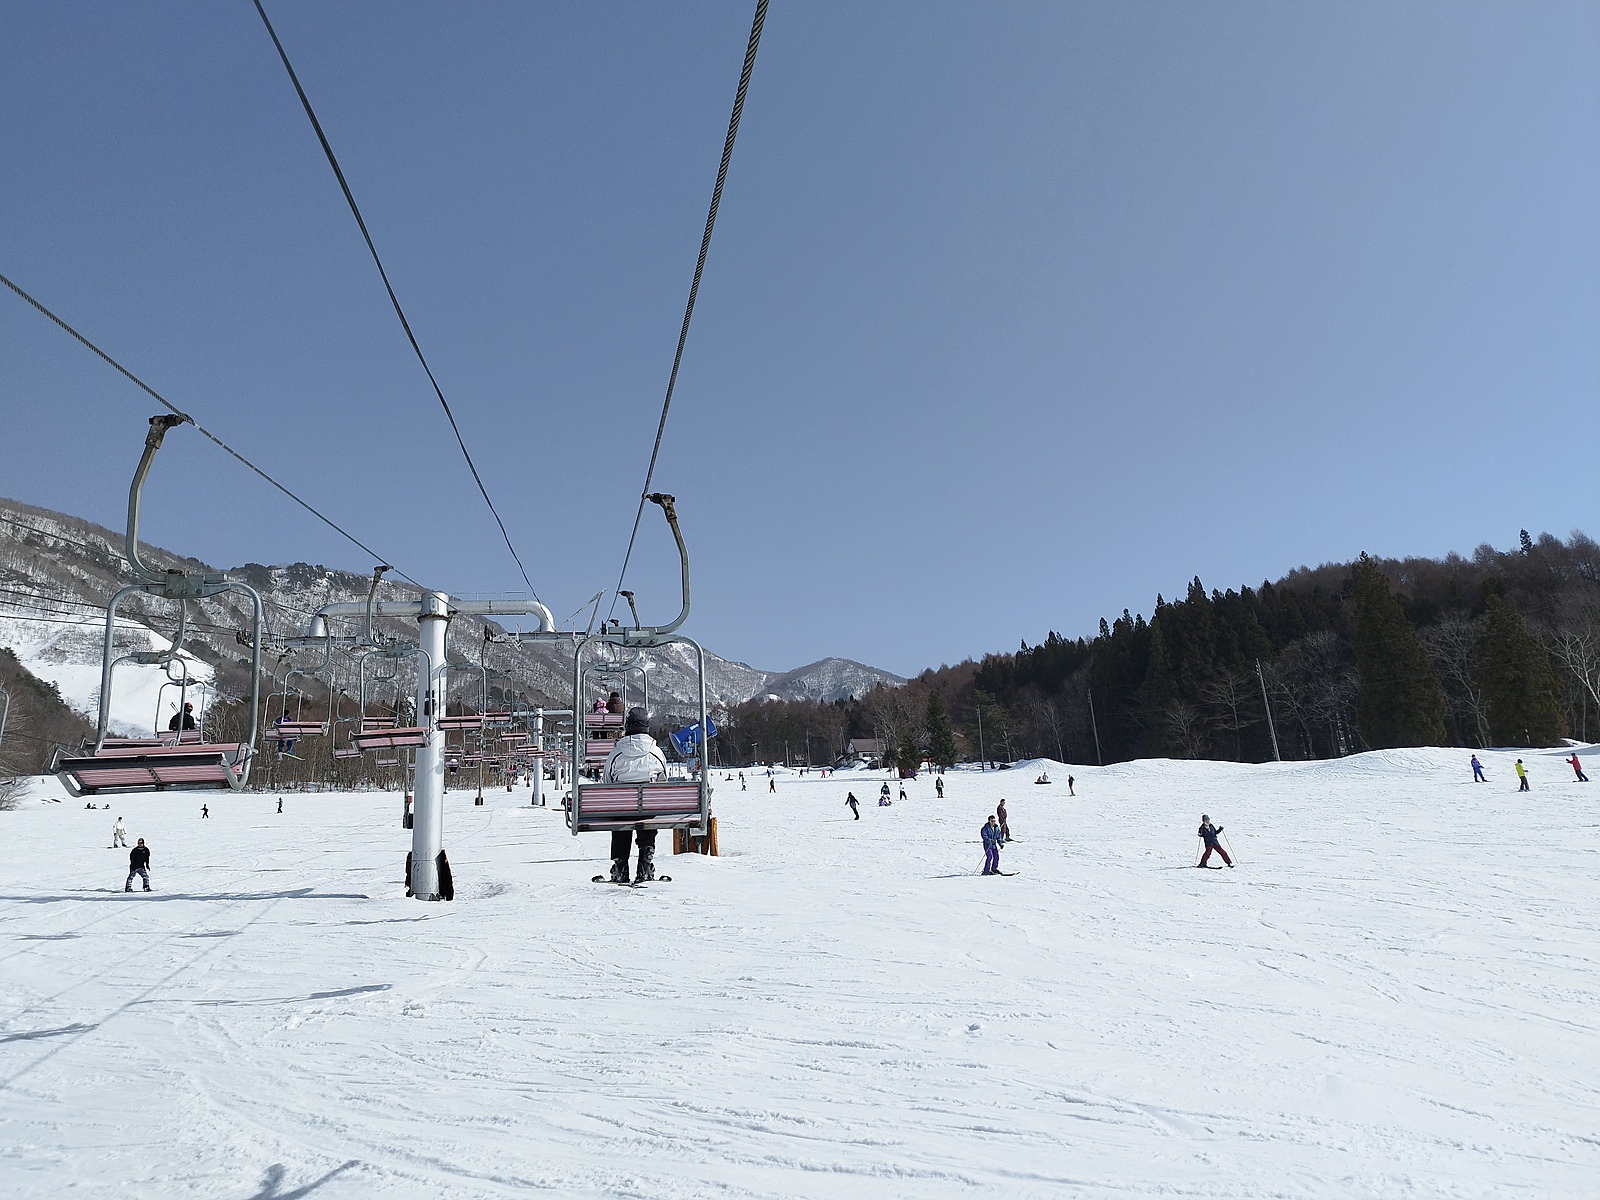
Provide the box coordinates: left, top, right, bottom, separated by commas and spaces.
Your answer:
168, 702, 197, 732
1197, 815, 1232, 868
125, 838, 152, 891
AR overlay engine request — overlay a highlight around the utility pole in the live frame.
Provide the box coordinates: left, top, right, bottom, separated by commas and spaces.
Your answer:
1256, 659, 1282, 762
1087, 686, 1103, 766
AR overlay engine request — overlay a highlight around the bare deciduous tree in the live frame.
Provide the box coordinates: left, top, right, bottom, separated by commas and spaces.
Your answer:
1165, 700, 1210, 759
1422, 616, 1491, 748
1201, 668, 1254, 760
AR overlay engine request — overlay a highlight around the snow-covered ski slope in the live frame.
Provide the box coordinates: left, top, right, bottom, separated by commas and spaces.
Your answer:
3, 746, 1598, 1198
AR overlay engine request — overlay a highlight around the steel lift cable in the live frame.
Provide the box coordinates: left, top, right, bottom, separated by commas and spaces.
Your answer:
605, 0, 768, 622
251, 0, 542, 606
0, 271, 424, 590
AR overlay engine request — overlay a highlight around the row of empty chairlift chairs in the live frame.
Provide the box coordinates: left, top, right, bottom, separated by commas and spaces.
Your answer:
50, 418, 715, 851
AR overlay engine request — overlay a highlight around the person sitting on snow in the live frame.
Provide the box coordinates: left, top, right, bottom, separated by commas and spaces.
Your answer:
601, 707, 668, 883
1197, 815, 1233, 868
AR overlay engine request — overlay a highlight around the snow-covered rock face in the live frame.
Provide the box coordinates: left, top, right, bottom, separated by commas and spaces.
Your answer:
0, 496, 903, 727
5, 744, 1597, 1194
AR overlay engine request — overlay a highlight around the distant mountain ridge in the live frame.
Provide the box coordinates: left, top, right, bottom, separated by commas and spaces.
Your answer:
0, 495, 904, 732
765, 658, 907, 702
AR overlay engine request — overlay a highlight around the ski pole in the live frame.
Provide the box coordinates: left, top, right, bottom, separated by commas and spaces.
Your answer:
1223, 831, 1238, 865
1196, 837, 1203, 867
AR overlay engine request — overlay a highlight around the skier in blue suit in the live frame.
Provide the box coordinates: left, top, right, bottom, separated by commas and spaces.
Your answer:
981, 815, 1004, 875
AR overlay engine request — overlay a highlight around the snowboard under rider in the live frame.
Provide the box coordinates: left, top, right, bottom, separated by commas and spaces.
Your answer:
981, 816, 1004, 875
846, 792, 860, 820
1197, 816, 1233, 868
125, 838, 152, 891
602, 707, 669, 883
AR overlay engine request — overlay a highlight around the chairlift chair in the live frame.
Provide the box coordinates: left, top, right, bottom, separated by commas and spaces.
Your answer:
563, 495, 711, 837
52, 416, 267, 796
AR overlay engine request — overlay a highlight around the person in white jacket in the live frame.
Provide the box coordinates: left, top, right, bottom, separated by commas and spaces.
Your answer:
112, 816, 128, 848
602, 707, 668, 883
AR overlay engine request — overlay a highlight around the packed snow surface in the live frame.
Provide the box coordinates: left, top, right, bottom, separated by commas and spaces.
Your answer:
3, 746, 1599, 1197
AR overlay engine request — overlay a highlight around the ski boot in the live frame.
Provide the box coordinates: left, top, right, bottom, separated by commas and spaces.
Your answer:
634, 847, 656, 884
608, 858, 630, 884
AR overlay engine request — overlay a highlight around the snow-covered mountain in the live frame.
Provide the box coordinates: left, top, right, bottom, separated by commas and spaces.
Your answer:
764, 657, 907, 702
0, 496, 902, 733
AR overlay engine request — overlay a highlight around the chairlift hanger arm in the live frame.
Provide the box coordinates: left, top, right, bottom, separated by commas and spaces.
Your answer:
615, 494, 691, 642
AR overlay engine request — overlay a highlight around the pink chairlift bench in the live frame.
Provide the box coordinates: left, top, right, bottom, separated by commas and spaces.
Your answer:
52, 742, 251, 796
567, 781, 707, 833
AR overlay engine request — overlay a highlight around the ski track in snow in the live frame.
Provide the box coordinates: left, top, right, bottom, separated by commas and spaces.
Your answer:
2, 746, 1599, 1198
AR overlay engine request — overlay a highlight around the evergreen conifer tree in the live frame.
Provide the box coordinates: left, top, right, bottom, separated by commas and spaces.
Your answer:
1142, 616, 1180, 754
924, 691, 959, 770
1475, 595, 1567, 746
1350, 554, 1447, 748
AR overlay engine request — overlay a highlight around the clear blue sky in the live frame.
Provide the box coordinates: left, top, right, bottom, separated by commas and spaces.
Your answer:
3, 2, 1596, 677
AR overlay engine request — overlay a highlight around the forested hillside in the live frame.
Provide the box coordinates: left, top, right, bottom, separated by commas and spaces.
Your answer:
723, 531, 1600, 768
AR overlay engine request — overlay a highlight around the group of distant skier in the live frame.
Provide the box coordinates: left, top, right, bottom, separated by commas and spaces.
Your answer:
92, 715, 1592, 897
1470, 752, 1587, 788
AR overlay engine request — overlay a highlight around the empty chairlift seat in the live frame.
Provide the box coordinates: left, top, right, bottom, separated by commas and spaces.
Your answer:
52, 742, 252, 796
436, 714, 484, 732
351, 725, 430, 752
